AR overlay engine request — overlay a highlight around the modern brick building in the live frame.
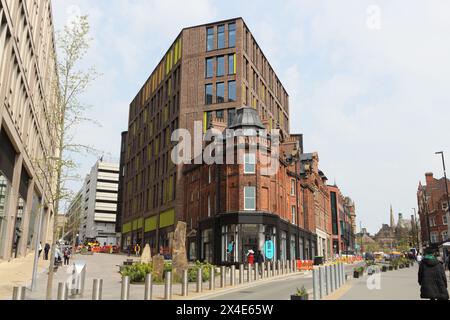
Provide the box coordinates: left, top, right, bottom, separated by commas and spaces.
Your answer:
118, 18, 292, 257
417, 173, 450, 246
0, 0, 58, 260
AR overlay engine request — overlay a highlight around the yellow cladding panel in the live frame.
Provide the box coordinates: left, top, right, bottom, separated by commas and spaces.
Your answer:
159, 209, 175, 228
122, 222, 132, 234
144, 216, 157, 232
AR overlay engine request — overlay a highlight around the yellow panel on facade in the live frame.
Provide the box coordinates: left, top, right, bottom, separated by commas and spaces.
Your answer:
122, 222, 132, 234
233, 54, 236, 74
159, 209, 175, 228
203, 112, 208, 133
137, 218, 143, 229
144, 216, 157, 233
132, 219, 138, 231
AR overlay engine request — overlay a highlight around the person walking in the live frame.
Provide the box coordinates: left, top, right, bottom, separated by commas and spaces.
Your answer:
134, 243, 141, 257
38, 242, 43, 258
418, 248, 449, 300
256, 250, 265, 275
63, 247, 71, 265
247, 250, 255, 265
44, 243, 50, 260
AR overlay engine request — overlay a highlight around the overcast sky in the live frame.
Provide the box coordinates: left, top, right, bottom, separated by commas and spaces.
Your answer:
51, 1, 450, 234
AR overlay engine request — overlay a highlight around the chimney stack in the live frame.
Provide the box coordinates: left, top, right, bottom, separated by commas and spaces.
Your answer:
425, 172, 434, 186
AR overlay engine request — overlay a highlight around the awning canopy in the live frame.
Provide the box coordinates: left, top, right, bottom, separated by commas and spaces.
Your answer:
440, 242, 450, 248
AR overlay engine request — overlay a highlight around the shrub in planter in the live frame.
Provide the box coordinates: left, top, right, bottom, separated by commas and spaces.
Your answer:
188, 261, 217, 282
388, 266, 393, 271
381, 266, 388, 272
291, 286, 309, 300
120, 263, 153, 283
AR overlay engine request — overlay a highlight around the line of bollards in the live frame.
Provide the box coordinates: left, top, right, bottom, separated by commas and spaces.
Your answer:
313, 263, 347, 300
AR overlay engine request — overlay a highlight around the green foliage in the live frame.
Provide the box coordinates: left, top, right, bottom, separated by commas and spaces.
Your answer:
354, 266, 364, 273
294, 286, 308, 297
120, 263, 153, 283
188, 261, 217, 282
164, 261, 173, 272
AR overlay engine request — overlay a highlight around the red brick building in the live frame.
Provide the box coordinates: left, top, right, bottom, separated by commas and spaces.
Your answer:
417, 173, 450, 246
183, 108, 316, 265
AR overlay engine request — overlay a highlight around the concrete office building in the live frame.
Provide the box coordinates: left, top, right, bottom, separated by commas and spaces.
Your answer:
118, 18, 291, 256
0, 0, 59, 260
77, 160, 120, 245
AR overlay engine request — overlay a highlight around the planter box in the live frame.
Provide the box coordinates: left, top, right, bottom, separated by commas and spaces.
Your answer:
394, 266, 398, 270
399, 265, 404, 269
353, 271, 360, 278
291, 295, 309, 301
382, 267, 387, 272
388, 266, 393, 271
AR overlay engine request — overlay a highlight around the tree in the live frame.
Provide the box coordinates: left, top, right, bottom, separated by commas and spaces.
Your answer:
32, 15, 99, 300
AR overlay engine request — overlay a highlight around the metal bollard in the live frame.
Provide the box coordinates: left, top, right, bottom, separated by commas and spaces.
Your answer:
254, 263, 259, 281
209, 267, 215, 291
57, 283, 68, 300
285, 260, 288, 274
330, 265, 335, 292
145, 273, 153, 300
239, 264, 244, 284
271, 261, 275, 277
276, 260, 280, 276
261, 262, 265, 279
288, 260, 292, 273
312, 268, 319, 300
220, 266, 226, 288
121, 276, 130, 300
326, 266, 332, 294
164, 271, 172, 300
196, 268, 202, 293
230, 265, 236, 286
293, 260, 297, 272
92, 279, 102, 300
247, 264, 252, 282
319, 266, 325, 299
334, 264, 338, 290
266, 261, 271, 277
182, 270, 188, 296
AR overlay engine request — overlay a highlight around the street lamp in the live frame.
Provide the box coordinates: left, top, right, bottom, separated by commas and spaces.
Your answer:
435, 151, 450, 242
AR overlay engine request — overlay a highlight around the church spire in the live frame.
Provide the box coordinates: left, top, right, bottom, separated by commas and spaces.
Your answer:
390, 205, 395, 229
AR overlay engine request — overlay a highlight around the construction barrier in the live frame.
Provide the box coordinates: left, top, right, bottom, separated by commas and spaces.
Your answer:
296, 260, 314, 271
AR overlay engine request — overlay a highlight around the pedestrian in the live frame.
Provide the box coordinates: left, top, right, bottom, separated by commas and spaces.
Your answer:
127, 244, 131, 257
247, 250, 255, 265
63, 247, 71, 265
417, 253, 423, 263
256, 250, 265, 274
418, 248, 449, 301
38, 242, 43, 258
135, 243, 141, 257
44, 243, 50, 260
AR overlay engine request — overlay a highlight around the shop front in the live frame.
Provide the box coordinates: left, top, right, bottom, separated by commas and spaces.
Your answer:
198, 212, 317, 266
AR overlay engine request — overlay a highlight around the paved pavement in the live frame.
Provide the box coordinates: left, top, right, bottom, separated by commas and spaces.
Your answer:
0, 251, 49, 300
204, 263, 362, 300
339, 264, 450, 300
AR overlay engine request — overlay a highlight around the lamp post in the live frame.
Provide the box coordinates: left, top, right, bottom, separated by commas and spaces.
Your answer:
435, 151, 450, 242
412, 208, 420, 251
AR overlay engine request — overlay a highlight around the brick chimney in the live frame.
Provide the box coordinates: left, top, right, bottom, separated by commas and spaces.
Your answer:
425, 172, 434, 186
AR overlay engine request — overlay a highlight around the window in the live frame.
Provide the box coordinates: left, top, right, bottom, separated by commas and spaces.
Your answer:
228, 81, 236, 102
228, 54, 236, 75
216, 82, 225, 103
208, 195, 211, 217
443, 231, 449, 241
430, 232, 439, 243
292, 206, 296, 225
442, 202, 449, 211
228, 109, 236, 127
443, 214, 448, 225
216, 110, 224, 119
217, 56, 225, 76
291, 179, 296, 196
244, 186, 256, 211
205, 58, 214, 78
217, 25, 225, 49
429, 217, 436, 227
228, 23, 236, 47
205, 84, 213, 105
207, 27, 214, 51
244, 153, 256, 174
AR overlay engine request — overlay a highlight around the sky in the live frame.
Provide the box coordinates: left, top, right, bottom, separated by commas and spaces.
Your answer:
51, 0, 450, 234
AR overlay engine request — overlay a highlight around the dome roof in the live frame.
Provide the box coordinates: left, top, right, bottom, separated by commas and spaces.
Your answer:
229, 107, 265, 130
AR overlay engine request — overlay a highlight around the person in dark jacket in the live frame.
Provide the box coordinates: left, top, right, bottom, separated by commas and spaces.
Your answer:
44, 243, 50, 260
418, 248, 449, 300
256, 250, 265, 275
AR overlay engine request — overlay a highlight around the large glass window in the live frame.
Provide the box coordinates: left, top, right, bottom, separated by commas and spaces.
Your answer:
217, 25, 225, 49
244, 153, 256, 174
206, 27, 214, 51
205, 84, 213, 105
291, 206, 296, 225
228, 23, 236, 48
216, 82, 225, 103
205, 58, 214, 78
244, 186, 256, 211
12, 197, 25, 257
222, 225, 239, 263
299, 237, 304, 260
228, 54, 236, 75
290, 235, 296, 260
27, 193, 40, 249
217, 56, 225, 76
201, 229, 213, 262
228, 80, 236, 102
281, 231, 287, 261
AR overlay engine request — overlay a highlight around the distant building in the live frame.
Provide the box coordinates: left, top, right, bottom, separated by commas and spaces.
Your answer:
417, 173, 450, 246
373, 206, 415, 250
66, 160, 120, 245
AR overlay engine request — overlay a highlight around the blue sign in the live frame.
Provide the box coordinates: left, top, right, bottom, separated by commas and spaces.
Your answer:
264, 240, 274, 260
